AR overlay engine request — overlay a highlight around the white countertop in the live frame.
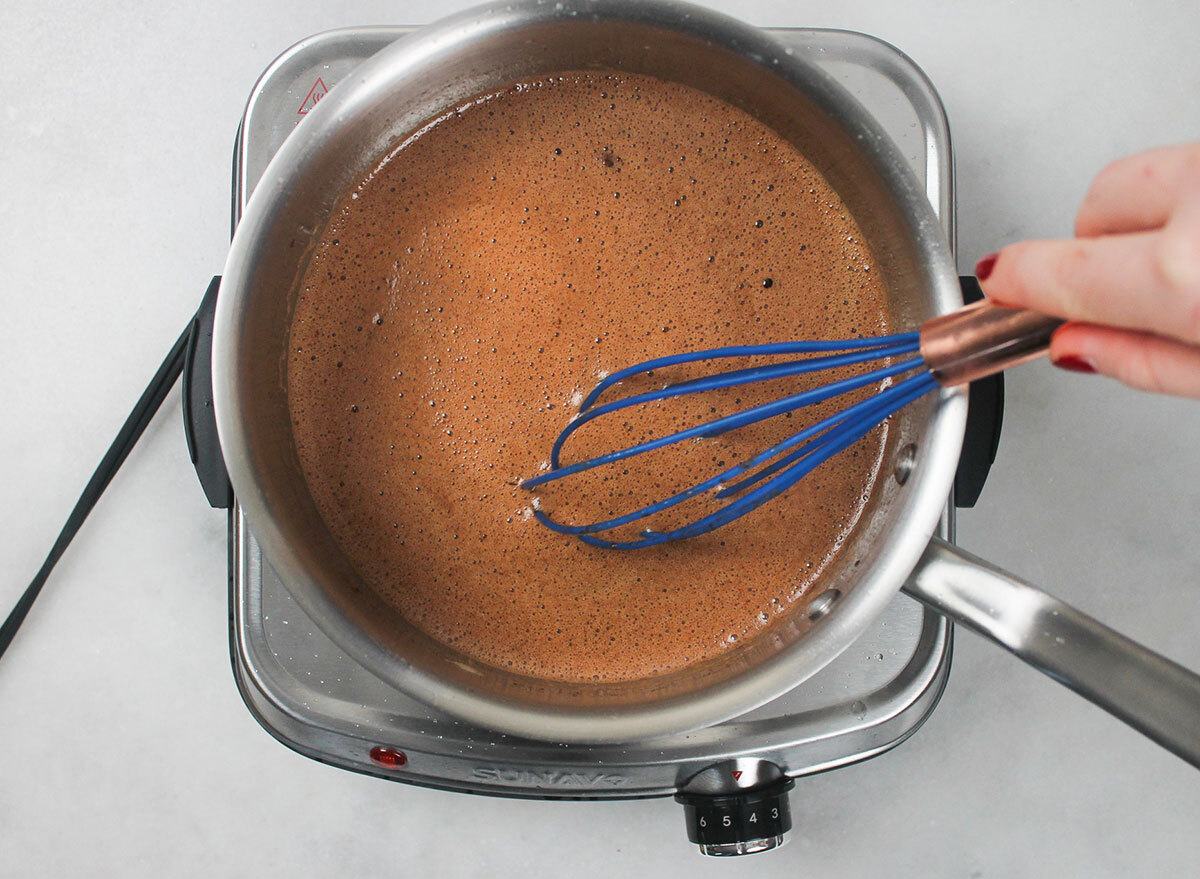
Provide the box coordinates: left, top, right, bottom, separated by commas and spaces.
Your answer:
3, 0, 1199, 875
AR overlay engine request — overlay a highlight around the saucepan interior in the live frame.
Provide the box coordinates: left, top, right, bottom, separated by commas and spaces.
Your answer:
213, 0, 966, 742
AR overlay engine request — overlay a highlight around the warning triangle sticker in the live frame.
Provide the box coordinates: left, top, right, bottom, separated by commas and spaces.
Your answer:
298, 78, 329, 116
731, 770, 743, 781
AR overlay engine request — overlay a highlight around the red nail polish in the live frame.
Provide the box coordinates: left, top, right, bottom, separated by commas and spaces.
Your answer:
975, 252, 998, 281
1052, 355, 1096, 374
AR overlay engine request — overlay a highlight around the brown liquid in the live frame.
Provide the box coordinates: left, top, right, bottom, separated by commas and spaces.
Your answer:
287, 72, 891, 683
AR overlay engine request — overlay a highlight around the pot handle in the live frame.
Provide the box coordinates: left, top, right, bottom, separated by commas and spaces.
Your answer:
903, 537, 1200, 768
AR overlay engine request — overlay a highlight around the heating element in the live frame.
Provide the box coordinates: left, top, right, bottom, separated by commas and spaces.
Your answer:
226, 26, 962, 855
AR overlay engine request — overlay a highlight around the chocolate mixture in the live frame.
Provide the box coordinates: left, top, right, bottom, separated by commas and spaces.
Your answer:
287, 72, 892, 682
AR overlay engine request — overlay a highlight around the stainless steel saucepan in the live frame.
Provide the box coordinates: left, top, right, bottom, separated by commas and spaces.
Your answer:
212, 0, 1200, 759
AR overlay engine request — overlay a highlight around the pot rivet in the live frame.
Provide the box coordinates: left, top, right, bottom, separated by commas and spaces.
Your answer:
894, 443, 917, 485
807, 588, 841, 622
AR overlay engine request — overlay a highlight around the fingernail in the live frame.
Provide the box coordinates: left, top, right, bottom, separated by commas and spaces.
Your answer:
1052, 355, 1096, 374
975, 252, 998, 281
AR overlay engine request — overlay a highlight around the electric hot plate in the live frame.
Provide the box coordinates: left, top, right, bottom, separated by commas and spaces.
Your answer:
198, 26, 990, 857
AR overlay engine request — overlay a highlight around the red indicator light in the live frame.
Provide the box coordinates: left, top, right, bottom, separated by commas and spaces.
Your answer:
369, 746, 408, 769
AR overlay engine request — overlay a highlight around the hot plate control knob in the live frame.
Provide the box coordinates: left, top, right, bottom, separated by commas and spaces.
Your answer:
674, 776, 795, 857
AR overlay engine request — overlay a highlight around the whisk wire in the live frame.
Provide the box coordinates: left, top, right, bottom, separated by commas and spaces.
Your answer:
529, 353, 926, 488
532, 369, 934, 539
578, 332, 921, 412
576, 371, 939, 549
714, 370, 936, 499
550, 341, 918, 467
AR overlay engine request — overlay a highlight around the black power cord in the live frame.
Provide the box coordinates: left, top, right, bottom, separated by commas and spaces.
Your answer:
0, 318, 194, 660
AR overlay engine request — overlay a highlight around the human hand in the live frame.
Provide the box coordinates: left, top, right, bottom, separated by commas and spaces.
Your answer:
975, 143, 1200, 399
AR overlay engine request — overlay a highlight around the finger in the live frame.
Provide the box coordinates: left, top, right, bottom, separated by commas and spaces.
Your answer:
1050, 322, 1200, 399
1075, 143, 1200, 237
980, 232, 1200, 345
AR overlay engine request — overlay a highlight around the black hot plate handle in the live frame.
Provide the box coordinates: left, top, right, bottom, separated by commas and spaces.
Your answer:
182, 276, 231, 509
953, 275, 1004, 509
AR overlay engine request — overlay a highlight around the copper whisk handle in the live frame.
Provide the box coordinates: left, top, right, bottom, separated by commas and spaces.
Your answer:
919, 300, 1065, 386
